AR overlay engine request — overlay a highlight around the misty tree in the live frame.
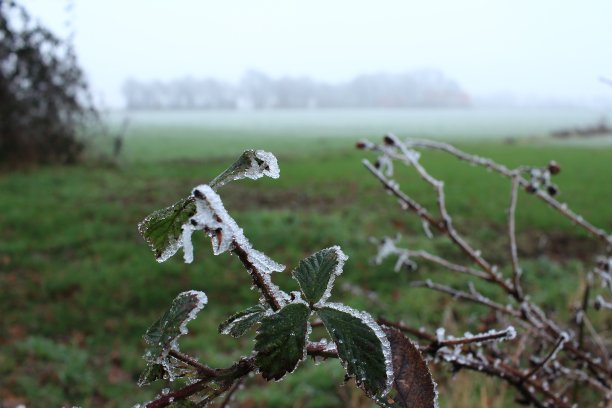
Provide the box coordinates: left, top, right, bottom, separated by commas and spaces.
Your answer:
0, 1, 96, 166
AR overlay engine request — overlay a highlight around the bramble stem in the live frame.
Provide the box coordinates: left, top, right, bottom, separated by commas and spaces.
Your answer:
508, 174, 524, 300
232, 243, 283, 311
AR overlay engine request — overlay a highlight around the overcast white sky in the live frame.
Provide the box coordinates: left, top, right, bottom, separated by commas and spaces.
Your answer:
20, 0, 612, 108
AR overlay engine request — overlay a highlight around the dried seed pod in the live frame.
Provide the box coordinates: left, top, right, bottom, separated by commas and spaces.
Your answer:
547, 185, 558, 196
383, 135, 395, 146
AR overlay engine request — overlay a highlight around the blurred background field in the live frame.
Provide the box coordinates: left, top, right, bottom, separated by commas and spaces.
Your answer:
2, 0, 612, 406
1, 108, 611, 407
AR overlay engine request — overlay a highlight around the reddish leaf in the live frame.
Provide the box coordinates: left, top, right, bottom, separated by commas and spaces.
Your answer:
382, 326, 437, 408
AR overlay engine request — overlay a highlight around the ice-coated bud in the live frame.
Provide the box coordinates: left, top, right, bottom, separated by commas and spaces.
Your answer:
548, 161, 561, 175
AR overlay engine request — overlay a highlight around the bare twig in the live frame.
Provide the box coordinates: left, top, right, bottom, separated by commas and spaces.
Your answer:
219, 378, 243, 408
401, 138, 612, 246
508, 174, 524, 299
521, 333, 568, 382
412, 280, 520, 318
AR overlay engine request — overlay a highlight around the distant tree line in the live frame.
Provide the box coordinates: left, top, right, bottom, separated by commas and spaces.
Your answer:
122, 69, 470, 110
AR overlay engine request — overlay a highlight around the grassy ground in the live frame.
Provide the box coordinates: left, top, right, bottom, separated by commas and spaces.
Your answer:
1, 120, 611, 407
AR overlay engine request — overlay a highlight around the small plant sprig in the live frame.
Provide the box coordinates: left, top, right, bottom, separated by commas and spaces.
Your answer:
134, 150, 438, 407
359, 135, 612, 407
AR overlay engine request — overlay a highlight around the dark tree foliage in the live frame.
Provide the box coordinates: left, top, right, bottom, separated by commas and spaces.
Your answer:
0, 1, 95, 167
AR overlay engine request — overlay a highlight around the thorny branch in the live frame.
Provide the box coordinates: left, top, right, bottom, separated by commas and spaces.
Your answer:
361, 135, 612, 407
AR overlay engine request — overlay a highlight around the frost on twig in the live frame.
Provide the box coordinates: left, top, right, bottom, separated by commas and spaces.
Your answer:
370, 235, 417, 272
593, 295, 612, 311
361, 135, 612, 407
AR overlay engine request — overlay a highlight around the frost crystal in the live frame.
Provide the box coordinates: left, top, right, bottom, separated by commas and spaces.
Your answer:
183, 184, 285, 274
315, 246, 348, 306
370, 235, 417, 272
181, 224, 194, 264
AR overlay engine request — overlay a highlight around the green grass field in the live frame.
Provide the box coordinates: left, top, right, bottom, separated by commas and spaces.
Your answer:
1, 110, 611, 407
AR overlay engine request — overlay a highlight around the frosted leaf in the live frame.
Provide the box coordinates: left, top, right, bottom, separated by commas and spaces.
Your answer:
317, 303, 394, 397
138, 197, 197, 263
140, 290, 207, 384
382, 326, 438, 408
292, 246, 348, 306
209, 149, 280, 190
219, 304, 270, 338
138, 150, 281, 264
254, 302, 311, 380
188, 185, 285, 273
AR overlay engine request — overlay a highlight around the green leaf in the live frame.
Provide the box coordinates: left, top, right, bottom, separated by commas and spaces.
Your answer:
209, 149, 279, 190
292, 246, 348, 306
219, 304, 268, 338
254, 302, 310, 380
142, 291, 207, 369
137, 363, 166, 387
138, 197, 196, 262
317, 303, 392, 397
381, 326, 437, 408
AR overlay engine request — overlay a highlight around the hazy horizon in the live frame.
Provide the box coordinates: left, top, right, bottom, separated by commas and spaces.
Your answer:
20, 0, 612, 109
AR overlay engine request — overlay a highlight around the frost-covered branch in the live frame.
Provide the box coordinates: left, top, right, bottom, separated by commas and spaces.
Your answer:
360, 136, 612, 407
521, 332, 569, 382
411, 280, 521, 318
508, 174, 524, 299
363, 141, 515, 296
386, 138, 612, 246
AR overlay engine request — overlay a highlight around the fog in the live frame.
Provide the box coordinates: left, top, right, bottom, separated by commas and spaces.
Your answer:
21, 0, 612, 108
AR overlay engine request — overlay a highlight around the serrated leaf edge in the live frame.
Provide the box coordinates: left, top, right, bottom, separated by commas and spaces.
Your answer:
253, 301, 312, 381
219, 304, 270, 337
318, 302, 394, 397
